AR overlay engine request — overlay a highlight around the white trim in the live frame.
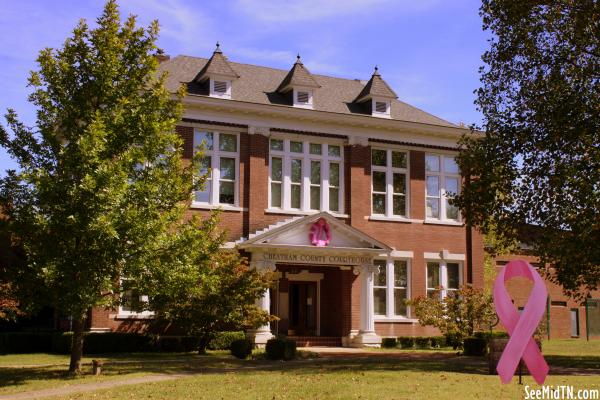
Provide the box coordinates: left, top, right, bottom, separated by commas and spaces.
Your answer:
209, 78, 232, 99
268, 137, 344, 214
293, 88, 313, 109
425, 153, 461, 222
424, 219, 464, 226
371, 148, 409, 218
369, 216, 422, 223
374, 318, 418, 323
193, 130, 240, 207
180, 94, 469, 142
264, 208, 348, 218
372, 257, 411, 319
423, 251, 466, 261
190, 203, 246, 212
389, 250, 414, 258
371, 98, 391, 118
425, 259, 463, 299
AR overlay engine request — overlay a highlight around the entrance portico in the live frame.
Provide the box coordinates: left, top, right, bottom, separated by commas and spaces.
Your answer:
237, 212, 391, 347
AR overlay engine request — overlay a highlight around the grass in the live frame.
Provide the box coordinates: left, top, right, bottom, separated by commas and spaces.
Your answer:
0, 339, 598, 399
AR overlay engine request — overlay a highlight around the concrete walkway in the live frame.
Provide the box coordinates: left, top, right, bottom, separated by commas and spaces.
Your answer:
0, 373, 190, 400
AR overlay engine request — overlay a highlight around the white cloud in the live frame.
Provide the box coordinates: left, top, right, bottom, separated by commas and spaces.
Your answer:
234, 0, 441, 22
232, 47, 296, 65
120, 0, 216, 54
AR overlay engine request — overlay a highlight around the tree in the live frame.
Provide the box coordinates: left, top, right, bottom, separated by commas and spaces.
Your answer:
145, 245, 273, 354
409, 286, 496, 348
454, 1, 600, 299
0, 0, 203, 373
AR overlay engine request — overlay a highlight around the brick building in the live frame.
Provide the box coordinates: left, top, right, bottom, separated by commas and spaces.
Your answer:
493, 251, 600, 340
87, 44, 485, 347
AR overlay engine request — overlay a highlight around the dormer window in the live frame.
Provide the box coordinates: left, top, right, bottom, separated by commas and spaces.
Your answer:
372, 99, 391, 118
293, 88, 313, 108
210, 78, 231, 98
354, 66, 397, 119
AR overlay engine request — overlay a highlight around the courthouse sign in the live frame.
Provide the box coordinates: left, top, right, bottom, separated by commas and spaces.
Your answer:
258, 251, 373, 266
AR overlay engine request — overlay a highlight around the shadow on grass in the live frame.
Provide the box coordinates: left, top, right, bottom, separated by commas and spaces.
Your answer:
545, 354, 600, 369
2, 352, 598, 391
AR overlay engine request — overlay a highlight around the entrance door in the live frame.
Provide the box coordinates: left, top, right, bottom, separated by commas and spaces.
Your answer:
288, 281, 317, 336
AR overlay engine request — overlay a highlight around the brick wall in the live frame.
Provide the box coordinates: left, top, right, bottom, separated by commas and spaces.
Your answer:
100, 127, 485, 337
493, 253, 600, 339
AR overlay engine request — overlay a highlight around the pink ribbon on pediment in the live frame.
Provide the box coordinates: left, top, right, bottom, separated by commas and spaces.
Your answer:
493, 259, 549, 385
309, 218, 331, 247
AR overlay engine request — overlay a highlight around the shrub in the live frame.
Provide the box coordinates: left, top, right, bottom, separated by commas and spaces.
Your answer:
398, 336, 415, 349
230, 339, 253, 359
445, 334, 462, 350
157, 336, 184, 353
84, 332, 153, 354
208, 331, 245, 350
181, 336, 199, 352
474, 331, 509, 341
463, 337, 487, 356
429, 336, 446, 348
0, 332, 54, 354
414, 337, 431, 349
265, 337, 297, 360
51, 332, 73, 354
381, 337, 397, 348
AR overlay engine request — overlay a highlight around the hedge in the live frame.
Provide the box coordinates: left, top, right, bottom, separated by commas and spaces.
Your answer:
398, 336, 415, 349
230, 339, 253, 359
414, 337, 430, 349
463, 337, 487, 356
381, 337, 398, 348
265, 337, 297, 360
0, 332, 202, 354
208, 331, 245, 350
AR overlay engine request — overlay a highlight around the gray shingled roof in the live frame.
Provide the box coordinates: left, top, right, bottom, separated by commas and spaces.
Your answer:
193, 45, 239, 81
159, 55, 456, 128
355, 67, 398, 102
277, 56, 321, 92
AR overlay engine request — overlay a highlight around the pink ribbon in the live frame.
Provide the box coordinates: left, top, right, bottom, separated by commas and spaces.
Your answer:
493, 259, 549, 385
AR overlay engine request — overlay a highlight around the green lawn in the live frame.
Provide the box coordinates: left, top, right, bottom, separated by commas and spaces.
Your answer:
0, 339, 597, 399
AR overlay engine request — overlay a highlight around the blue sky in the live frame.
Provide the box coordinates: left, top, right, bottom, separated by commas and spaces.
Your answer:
0, 0, 488, 174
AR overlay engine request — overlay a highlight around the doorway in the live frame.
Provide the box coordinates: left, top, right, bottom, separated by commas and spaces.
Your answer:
288, 281, 317, 336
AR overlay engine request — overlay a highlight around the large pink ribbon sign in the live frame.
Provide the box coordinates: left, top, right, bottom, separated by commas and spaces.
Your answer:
493, 259, 549, 385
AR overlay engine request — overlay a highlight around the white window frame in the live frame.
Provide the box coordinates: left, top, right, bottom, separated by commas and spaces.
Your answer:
373, 258, 411, 319
192, 130, 239, 208
425, 153, 461, 222
268, 137, 344, 214
371, 148, 409, 218
371, 97, 391, 118
293, 88, 313, 109
209, 77, 232, 99
425, 260, 462, 299
118, 279, 154, 318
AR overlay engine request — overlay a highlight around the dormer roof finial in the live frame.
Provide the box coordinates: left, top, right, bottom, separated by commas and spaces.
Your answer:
214, 42, 222, 53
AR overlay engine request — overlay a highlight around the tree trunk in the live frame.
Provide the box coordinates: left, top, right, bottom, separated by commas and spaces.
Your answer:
69, 317, 85, 374
197, 335, 209, 355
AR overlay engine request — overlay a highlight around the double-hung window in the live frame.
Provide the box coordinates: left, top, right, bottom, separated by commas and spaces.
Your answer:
193, 130, 239, 206
426, 261, 461, 299
425, 154, 460, 221
119, 279, 153, 317
371, 149, 408, 217
373, 259, 410, 318
269, 138, 343, 213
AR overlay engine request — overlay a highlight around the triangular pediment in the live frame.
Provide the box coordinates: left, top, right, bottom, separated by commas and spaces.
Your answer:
238, 212, 391, 253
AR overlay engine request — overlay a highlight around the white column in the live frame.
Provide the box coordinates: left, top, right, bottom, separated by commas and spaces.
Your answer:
351, 263, 382, 347
247, 260, 275, 347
